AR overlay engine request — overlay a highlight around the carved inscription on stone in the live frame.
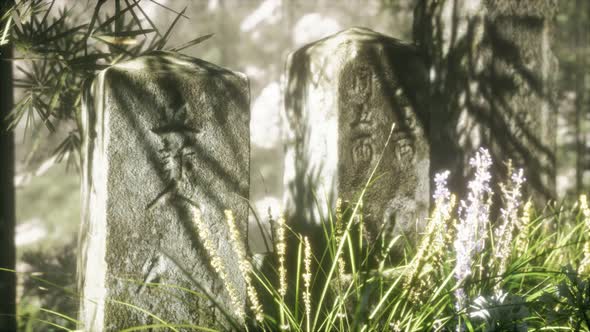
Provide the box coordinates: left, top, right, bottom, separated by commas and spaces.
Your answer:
283, 28, 429, 257
78, 52, 249, 331
348, 64, 375, 166
341, 62, 378, 171
147, 103, 201, 209
392, 89, 417, 164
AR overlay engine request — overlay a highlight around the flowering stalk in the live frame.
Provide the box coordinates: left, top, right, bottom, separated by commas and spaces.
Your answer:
225, 210, 264, 323
275, 214, 288, 330
579, 195, 590, 274
406, 170, 456, 302
302, 236, 312, 332
335, 198, 346, 291
514, 201, 533, 257
454, 148, 493, 311
493, 167, 525, 293
192, 207, 244, 320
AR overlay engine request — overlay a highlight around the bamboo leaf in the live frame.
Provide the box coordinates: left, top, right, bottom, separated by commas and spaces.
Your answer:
40, 23, 88, 44
155, 6, 187, 50
83, 0, 107, 53
169, 33, 214, 52
44, 5, 73, 34
40, 0, 56, 26
48, 73, 65, 112
93, 34, 138, 46
1, 15, 12, 46
131, 0, 160, 36
149, 0, 189, 19
124, 0, 144, 33
69, 54, 111, 63
92, 28, 155, 46
93, 1, 139, 34
92, 35, 134, 57
97, 28, 155, 38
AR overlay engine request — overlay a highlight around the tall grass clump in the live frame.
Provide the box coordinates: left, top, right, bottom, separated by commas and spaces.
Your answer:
17, 146, 590, 331
218, 146, 590, 331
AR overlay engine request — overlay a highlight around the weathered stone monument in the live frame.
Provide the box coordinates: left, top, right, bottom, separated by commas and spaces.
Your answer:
414, 0, 558, 202
78, 52, 249, 330
283, 27, 429, 248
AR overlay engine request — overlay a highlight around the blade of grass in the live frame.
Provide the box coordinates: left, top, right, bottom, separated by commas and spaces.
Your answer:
111, 299, 179, 332
161, 252, 243, 331
312, 123, 396, 331
34, 319, 73, 331
39, 308, 79, 325
120, 324, 218, 332
295, 236, 303, 321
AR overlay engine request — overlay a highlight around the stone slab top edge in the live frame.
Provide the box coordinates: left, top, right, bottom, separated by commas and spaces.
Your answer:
286, 27, 419, 62
100, 50, 248, 82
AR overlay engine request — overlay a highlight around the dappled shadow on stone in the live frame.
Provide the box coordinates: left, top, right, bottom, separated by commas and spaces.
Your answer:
414, 0, 557, 206
278, 27, 431, 327
78, 52, 249, 330
283, 27, 429, 259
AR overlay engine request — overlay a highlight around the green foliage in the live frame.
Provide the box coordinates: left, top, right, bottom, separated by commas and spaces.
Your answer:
12, 126, 590, 332
17, 182, 585, 331
240, 192, 590, 331
1, 0, 212, 167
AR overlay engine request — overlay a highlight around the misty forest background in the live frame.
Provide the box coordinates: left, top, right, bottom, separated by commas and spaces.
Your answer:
1, 0, 590, 329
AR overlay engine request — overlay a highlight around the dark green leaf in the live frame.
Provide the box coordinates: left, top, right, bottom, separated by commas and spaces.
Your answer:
93, 1, 138, 34
149, 0, 189, 19
83, 0, 107, 53
124, 0, 145, 33
131, 0, 160, 36
66, 53, 112, 70
97, 28, 155, 38
156, 6, 187, 50
169, 33, 214, 52
41, 23, 88, 44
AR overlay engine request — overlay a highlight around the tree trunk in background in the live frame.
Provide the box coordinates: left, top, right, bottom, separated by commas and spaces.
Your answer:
574, 0, 589, 195
0, 2, 16, 331
414, 0, 558, 205
575, 25, 585, 194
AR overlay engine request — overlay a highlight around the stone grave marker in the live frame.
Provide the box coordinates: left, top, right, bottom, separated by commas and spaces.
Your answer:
283, 27, 429, 251
78, 52, 249, 330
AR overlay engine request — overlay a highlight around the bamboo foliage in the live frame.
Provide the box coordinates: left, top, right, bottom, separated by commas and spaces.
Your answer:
0, 0, 213, 168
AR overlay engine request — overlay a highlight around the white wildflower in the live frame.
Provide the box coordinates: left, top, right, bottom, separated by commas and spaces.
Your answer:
389, 320, 402, 331
454, 148, 494, 310
434, 170, 452, 202
302, 236, 312, 332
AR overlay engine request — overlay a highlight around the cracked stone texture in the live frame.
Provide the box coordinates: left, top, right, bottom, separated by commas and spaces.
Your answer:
78, 51, 249, 331
283, 27, 430, 252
